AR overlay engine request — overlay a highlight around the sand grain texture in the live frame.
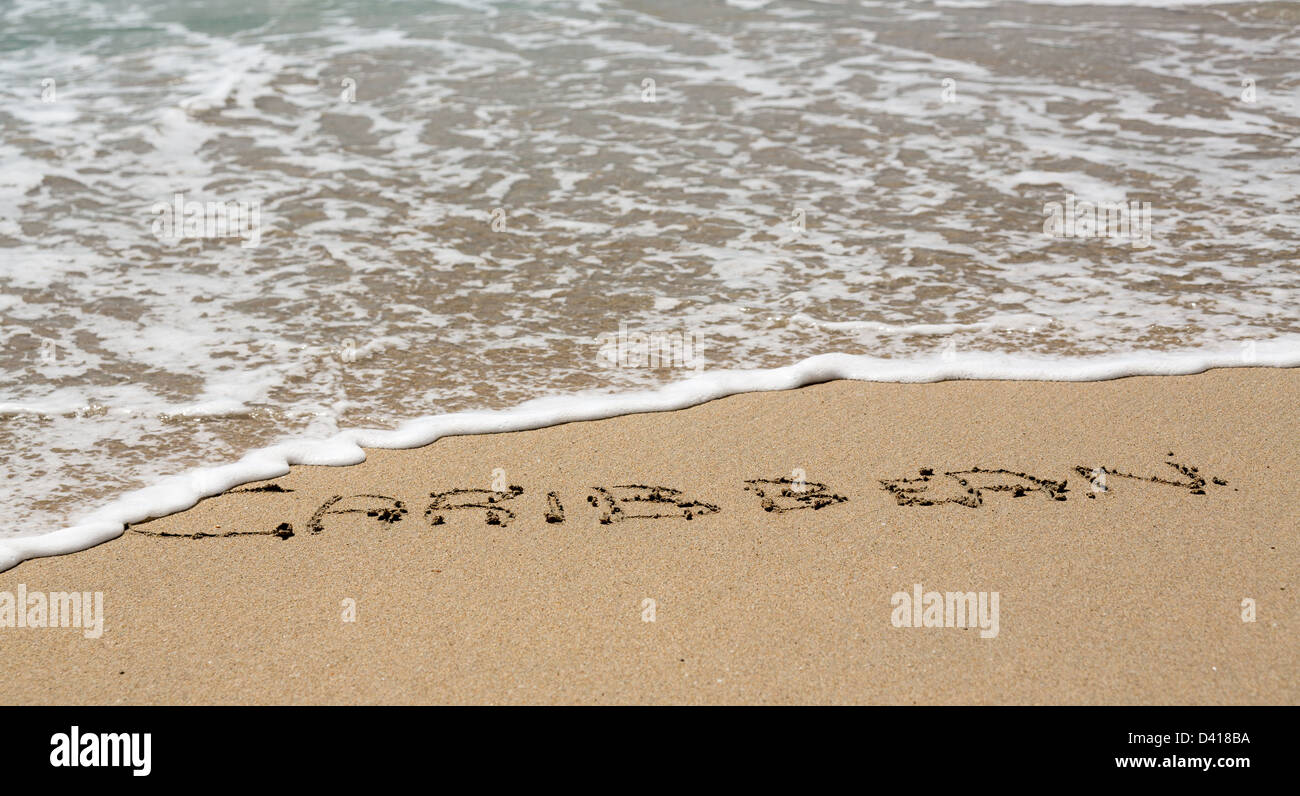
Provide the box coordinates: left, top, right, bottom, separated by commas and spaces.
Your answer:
3, 368, 1296, 704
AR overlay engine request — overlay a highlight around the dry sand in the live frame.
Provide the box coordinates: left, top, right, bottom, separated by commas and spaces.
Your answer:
2, 368, 1296, 704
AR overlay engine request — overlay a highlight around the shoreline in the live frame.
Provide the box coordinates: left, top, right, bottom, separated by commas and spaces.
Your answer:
5, 348, 1300, 573
2, 367, 1296, 704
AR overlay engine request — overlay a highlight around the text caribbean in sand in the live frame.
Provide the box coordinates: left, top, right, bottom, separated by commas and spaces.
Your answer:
133, 455, 1232, 540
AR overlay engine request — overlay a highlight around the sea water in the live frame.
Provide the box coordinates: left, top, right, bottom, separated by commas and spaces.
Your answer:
1, 0, 1297, 568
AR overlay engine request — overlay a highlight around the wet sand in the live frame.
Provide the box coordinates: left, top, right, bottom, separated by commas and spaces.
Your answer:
2, 368, 1296, 704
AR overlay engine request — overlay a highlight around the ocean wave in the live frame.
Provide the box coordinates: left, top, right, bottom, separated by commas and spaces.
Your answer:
1, 0, 1296, 547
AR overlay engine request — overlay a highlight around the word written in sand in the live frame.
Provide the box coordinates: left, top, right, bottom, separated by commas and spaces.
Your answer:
131, 456, 1229, 540
880, 456, 1225, 507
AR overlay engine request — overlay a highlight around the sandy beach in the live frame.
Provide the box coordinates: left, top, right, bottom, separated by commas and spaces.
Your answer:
1, 367, 1294, 705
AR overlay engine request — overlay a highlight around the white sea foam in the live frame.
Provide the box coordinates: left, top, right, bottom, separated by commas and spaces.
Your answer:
3, 344, 1298, 573
1, 0, 1297, 563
